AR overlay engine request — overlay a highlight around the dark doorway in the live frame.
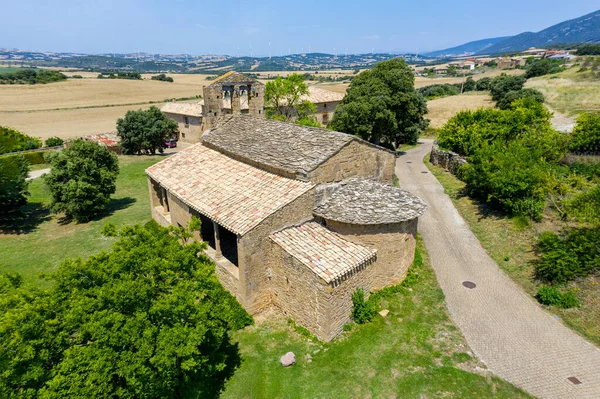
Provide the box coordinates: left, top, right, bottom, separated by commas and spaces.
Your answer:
197, 213, 215, 250
218, 225, 239, 266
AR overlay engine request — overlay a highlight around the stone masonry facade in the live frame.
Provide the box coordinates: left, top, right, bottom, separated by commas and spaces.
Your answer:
146, 115, 427, 341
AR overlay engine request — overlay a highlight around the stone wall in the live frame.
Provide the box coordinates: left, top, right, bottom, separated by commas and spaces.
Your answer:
163, 113, 203, 143
309, 140, 396, 185
270, 243, 374, 342
237, 188, 316, 314
325, 219, 417, 291
429, 143, 467, 174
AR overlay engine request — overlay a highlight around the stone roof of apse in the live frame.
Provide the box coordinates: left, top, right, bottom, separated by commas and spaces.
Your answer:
160, 101, 204, 117
313, 178, 427, 225
208, 71, 264, 86
145, 144, 314, 236
201, 115, 358, 177
270, 221, 376, 285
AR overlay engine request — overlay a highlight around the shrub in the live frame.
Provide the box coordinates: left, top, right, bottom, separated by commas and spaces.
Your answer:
490, 74, 526, 102
525, 59, 565, 79
496, 88, 544, 110
44, 136, 64, 147
569, 112, 600, 152
0, 155, 30, 211
475, 77, 492, 91
351, 288, 376, 324
0, 126, 42, 155
21, 151, 48, 165
535, 229, 600, 283
44, 139, 119, 222
565, 184, 600, 223
536, 286, 580, 308
151, 73, 174, 82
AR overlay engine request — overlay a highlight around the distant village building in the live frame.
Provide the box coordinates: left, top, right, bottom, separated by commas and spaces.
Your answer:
146, 115, 427, 341
497, 57, 527, 69
433, 66, 448, 75
160, 101, 205, 142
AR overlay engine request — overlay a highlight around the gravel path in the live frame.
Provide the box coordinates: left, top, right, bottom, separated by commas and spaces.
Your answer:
26, 168, 51, 181
396, 139, 600, 399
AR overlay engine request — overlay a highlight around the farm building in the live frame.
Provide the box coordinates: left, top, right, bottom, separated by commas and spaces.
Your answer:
146, 115, 427, 341
160, 101, 205, 143
82, 133, 121, 154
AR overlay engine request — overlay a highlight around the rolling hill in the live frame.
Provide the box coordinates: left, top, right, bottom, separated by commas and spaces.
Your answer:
424, 36, 512, 57
480, 9, 600, 54
428, 8, 600, 57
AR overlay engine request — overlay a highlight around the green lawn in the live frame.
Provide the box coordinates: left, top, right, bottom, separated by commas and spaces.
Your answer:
221, 238, 531, 399
0, 155, 164, 286
425, 156, 600, 347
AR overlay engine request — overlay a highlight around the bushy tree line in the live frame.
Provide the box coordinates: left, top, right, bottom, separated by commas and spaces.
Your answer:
524, 58, 565, 79
330, 58, 429, 147
151, 73, 174, 82
0, 220, 252, 398
575, 44, 600, 55
418, 77, 494, 100
0, 69, 67, 85
97, 72, 142, 80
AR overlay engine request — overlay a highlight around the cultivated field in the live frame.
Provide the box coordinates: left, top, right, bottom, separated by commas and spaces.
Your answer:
0, 73, 211, 140
525, 66, 600, 115
426, 92, 494, 129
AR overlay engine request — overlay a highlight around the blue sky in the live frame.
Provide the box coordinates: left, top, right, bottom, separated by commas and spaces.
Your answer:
2, 1, 598, 55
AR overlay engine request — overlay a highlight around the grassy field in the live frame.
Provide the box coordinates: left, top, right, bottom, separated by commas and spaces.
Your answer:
525, 65, 600, 115
425, 157, 600, 347
222, 237, 530, 398
426, 92, 494, 129
0, 155, 164, 286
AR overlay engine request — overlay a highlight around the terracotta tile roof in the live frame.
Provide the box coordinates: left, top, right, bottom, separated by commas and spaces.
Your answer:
303, 86, 345, 104
161, 101, 204, 117
270, 222, 376, 285
84, 133, 119, 147
146, 144, 314, 235
313, 178, 427, 225
201, 115, 356, 176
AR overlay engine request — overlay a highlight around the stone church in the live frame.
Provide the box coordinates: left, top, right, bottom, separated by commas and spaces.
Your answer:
146, 115, 427, 341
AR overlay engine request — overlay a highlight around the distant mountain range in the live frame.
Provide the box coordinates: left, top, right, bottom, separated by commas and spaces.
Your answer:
424, 37, 511, 58
426, 8, 600, 57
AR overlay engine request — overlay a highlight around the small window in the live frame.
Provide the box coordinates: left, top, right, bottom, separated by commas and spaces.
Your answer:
324, 103, 327, 109
322, 113, 329, 124
184, 116, 189, 127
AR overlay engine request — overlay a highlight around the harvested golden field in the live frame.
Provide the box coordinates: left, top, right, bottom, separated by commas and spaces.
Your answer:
525, 66, 600, 115
426, 92, 494, 129
0, 104, 153, 141
0, 76, 206, 111
0, 73, 215, 140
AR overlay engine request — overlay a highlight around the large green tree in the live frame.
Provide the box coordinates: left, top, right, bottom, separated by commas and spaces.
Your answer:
0, 155, 30, 211
0, 220, 251, 398
117, 106, 178, 155
44, 139, 119, 222
329, 58, 429, 146
265, 74, 316, 123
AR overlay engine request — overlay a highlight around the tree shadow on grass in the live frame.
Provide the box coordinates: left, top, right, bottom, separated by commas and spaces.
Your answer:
57, 197, 137, 225
453, 186, 510, 223
0, 203, 52, 235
